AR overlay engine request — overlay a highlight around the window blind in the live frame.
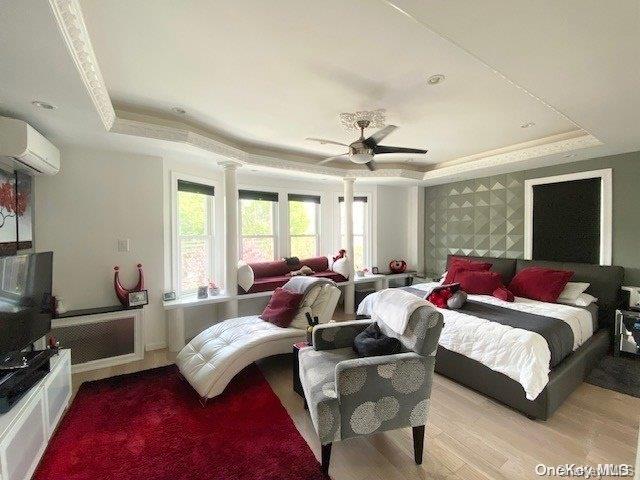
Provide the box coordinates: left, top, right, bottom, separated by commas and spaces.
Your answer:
177, 180, 215, 196
287, 193, 321, 204
338, 196, 368, 203
238, 190, 279, 202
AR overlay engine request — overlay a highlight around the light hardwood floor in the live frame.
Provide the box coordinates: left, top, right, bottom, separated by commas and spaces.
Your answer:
72, 344, 640, 480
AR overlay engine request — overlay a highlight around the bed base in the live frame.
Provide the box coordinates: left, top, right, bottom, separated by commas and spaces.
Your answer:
434, 329, 610, 420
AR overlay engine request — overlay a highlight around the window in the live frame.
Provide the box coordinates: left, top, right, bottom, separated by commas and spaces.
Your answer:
177, 180, 215, 295
288, 194, 320, 259
239, 190, 278, 262
339, 196, 369, 270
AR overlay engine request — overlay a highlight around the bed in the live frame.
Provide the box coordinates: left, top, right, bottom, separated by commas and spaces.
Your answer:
358, 256, 625, 419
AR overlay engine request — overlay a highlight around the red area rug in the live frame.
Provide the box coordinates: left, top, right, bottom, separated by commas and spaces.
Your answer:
34, 365, 328, 480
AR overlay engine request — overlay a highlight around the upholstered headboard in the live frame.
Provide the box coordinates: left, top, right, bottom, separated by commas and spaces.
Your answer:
446, 255, 626, 329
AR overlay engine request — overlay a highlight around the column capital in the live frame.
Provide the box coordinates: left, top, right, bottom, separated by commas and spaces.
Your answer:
342, 176, 356, 184
218, 160, 241, 170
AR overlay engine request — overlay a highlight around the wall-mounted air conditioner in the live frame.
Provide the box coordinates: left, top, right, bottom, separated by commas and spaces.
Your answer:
0, 116, 60, 175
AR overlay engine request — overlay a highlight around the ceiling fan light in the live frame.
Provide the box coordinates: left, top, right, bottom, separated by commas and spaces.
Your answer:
351, 152, 373, 164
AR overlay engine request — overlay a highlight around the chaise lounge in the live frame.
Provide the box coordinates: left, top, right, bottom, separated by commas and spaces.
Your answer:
177, 277, 341, 400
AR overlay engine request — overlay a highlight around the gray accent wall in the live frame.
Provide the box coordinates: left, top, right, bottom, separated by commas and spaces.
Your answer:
424, 150, 640, 285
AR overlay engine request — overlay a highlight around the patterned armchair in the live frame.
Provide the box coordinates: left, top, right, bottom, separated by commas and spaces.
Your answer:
297, 305, 444, 474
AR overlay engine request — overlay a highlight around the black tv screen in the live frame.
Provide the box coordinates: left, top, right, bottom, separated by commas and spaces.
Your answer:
0, 252, 53, 355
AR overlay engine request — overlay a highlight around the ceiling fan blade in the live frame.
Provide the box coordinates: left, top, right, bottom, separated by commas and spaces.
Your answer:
364, 125, 397, 146
373, 145, 428, 155
364, 160, 375, 171
319, 154, 349, 164
306, 137, 350, 147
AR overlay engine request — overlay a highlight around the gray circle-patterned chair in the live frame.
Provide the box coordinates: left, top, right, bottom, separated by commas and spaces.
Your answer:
297, 304, 444, 474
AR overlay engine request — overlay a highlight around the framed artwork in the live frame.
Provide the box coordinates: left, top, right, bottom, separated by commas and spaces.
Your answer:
0, 169, 32, 255
0, 169, 17, 256
128, 290, 149, 307
16, 172, 32, 251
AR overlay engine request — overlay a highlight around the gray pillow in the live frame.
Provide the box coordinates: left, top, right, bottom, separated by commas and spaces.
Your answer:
447, 290, 467, 309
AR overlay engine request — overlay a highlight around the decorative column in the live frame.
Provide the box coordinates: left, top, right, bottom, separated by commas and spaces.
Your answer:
343, 177, 356, 314
220, 161, 239, 319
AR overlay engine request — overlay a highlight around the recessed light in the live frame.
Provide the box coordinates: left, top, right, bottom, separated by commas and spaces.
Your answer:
31, 100, 56, 110
171, 106, 187, 115
427, 74, 445, 85
520, 122, 535, 128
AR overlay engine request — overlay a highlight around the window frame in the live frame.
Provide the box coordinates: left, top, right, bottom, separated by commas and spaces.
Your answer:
524, 169, 612, 265
171, 172, 222, 298
336, 193, 372, 270
288, 194, 321, 259
238, 189, 280, 263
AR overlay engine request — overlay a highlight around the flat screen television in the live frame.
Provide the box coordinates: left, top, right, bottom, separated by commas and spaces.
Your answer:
0, 252, 53, 357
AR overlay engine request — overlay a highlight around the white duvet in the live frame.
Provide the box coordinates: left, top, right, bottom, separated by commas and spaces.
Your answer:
357, 283, 593, 400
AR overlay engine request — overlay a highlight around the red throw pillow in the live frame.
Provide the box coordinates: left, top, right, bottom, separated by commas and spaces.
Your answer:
260, 288, 304, 327
493, 286, 514, 302
444, 258, 492, 284
508, 267, 574, 303
454, 270, 503, 295
427, 288, 453, 309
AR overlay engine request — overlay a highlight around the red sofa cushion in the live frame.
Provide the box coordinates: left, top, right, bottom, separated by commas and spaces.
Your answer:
250, 260, 290, 279
508, 266, 574, 303
454, 270, 503, 295
312, 270, 347, 282
248, 276, 290, 293
300, 256, 328, 272
260, 288, 304, 327
444, 258, 492, 284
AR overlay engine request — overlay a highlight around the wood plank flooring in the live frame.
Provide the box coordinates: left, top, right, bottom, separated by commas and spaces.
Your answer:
71, 340, 640, 480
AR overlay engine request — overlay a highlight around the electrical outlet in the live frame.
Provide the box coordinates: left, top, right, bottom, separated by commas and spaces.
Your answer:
117, 239, 130, 252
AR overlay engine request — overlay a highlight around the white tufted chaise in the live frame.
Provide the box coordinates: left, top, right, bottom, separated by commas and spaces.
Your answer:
176, 278, 340, 401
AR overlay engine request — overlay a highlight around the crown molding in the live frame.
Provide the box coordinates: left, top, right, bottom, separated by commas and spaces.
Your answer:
49, 0, 115, 130
423, 132, 602, 183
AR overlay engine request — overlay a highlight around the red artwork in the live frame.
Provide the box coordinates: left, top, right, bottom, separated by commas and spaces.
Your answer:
113, 264, 145, 307
0, 179, 28, 228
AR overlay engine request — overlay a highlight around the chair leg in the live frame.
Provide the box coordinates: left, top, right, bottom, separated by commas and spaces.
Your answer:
412, 425, 425, 465
321, 443, 332, 474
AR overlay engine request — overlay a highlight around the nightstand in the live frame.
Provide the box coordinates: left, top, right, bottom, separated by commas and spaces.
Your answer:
614, 310, 640, 356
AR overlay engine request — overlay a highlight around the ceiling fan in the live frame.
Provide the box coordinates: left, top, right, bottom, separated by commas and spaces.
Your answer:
306, 119, 427, 171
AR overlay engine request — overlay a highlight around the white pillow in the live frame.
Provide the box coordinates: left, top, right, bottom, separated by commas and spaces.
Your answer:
560, 292, 598, 307
237, 261, 254, 292
558, 282, 590, 301
332, 257, 350, 280
440, 271, 447, 285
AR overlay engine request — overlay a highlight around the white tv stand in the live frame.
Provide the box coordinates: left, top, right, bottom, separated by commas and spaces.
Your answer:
0, 349, 71, 480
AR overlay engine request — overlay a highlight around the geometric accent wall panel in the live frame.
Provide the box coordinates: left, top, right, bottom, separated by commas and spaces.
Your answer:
424, 172, 525, 277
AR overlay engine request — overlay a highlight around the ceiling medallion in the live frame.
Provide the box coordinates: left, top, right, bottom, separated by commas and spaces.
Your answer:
339, 109, 386, 131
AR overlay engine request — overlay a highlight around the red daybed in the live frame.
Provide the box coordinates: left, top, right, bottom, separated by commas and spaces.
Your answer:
239, 256, 348, 294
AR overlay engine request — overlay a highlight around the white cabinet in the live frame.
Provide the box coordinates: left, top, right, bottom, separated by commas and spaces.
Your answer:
0, 349, 71, 480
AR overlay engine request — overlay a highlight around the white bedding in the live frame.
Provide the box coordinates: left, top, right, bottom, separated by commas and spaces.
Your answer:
357, 282, 594, 400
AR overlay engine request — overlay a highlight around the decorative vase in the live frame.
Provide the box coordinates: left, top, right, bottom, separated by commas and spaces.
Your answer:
389, 259, 407, 274
114, 264, 145, 307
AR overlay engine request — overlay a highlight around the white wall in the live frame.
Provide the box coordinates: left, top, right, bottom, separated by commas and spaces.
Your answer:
34, 146, 165, 348
34, 148, 415, 349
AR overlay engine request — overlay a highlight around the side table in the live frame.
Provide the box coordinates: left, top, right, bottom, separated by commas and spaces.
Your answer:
292, 341, 309, 402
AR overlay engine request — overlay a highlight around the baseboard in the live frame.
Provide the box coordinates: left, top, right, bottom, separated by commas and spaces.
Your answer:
145, 342, 167, 351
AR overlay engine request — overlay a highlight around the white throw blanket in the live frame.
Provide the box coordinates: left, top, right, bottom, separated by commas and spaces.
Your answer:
369, 288, 430, 334
358, 282, 593, 400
